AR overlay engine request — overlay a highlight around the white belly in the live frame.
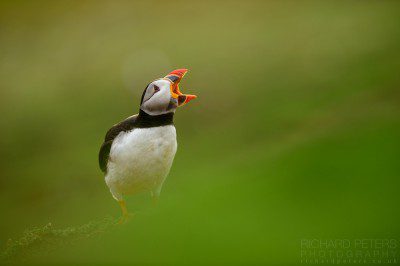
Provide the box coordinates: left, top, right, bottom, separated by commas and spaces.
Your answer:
105, 125, 177, 199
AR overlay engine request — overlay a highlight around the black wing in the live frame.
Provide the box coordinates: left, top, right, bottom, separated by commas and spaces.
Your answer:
98, 114, 138, 173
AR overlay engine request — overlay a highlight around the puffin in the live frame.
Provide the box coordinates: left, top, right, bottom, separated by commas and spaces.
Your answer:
98, 69, 196, 223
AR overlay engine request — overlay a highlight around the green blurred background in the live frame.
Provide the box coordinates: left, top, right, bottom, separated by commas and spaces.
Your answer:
1, 0, 399, 265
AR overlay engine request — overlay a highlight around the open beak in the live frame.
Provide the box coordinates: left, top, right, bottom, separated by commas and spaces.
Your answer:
164, 68, 197, 106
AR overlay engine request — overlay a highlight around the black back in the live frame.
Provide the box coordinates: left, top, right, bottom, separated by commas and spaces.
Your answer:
98, 110, 174, 173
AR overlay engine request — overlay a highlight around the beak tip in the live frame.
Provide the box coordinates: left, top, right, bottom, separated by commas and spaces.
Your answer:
185, 94, 197, 104
167, 68, 188, 78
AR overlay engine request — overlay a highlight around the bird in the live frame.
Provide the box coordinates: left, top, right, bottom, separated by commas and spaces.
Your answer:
98, 69, 196, 223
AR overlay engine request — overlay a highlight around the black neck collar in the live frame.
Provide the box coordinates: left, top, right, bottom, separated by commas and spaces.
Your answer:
134, 109, 174, 128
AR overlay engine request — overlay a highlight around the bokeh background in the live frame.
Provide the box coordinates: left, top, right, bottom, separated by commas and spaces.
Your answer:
1, 0, 399, 265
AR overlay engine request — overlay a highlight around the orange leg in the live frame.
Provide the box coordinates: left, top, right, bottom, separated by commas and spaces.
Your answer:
118, 200, 132, 224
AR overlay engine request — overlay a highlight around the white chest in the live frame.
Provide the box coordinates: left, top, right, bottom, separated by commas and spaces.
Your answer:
105, 125, 177, 196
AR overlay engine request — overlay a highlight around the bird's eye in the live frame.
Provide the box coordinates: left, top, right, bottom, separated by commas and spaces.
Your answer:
153, 85, 160, 92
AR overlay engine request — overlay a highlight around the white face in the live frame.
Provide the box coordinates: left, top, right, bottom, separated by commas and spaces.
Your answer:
140, 79, 178, 116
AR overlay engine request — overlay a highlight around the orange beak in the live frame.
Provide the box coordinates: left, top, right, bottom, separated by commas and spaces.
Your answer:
164, 68, 197, 106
